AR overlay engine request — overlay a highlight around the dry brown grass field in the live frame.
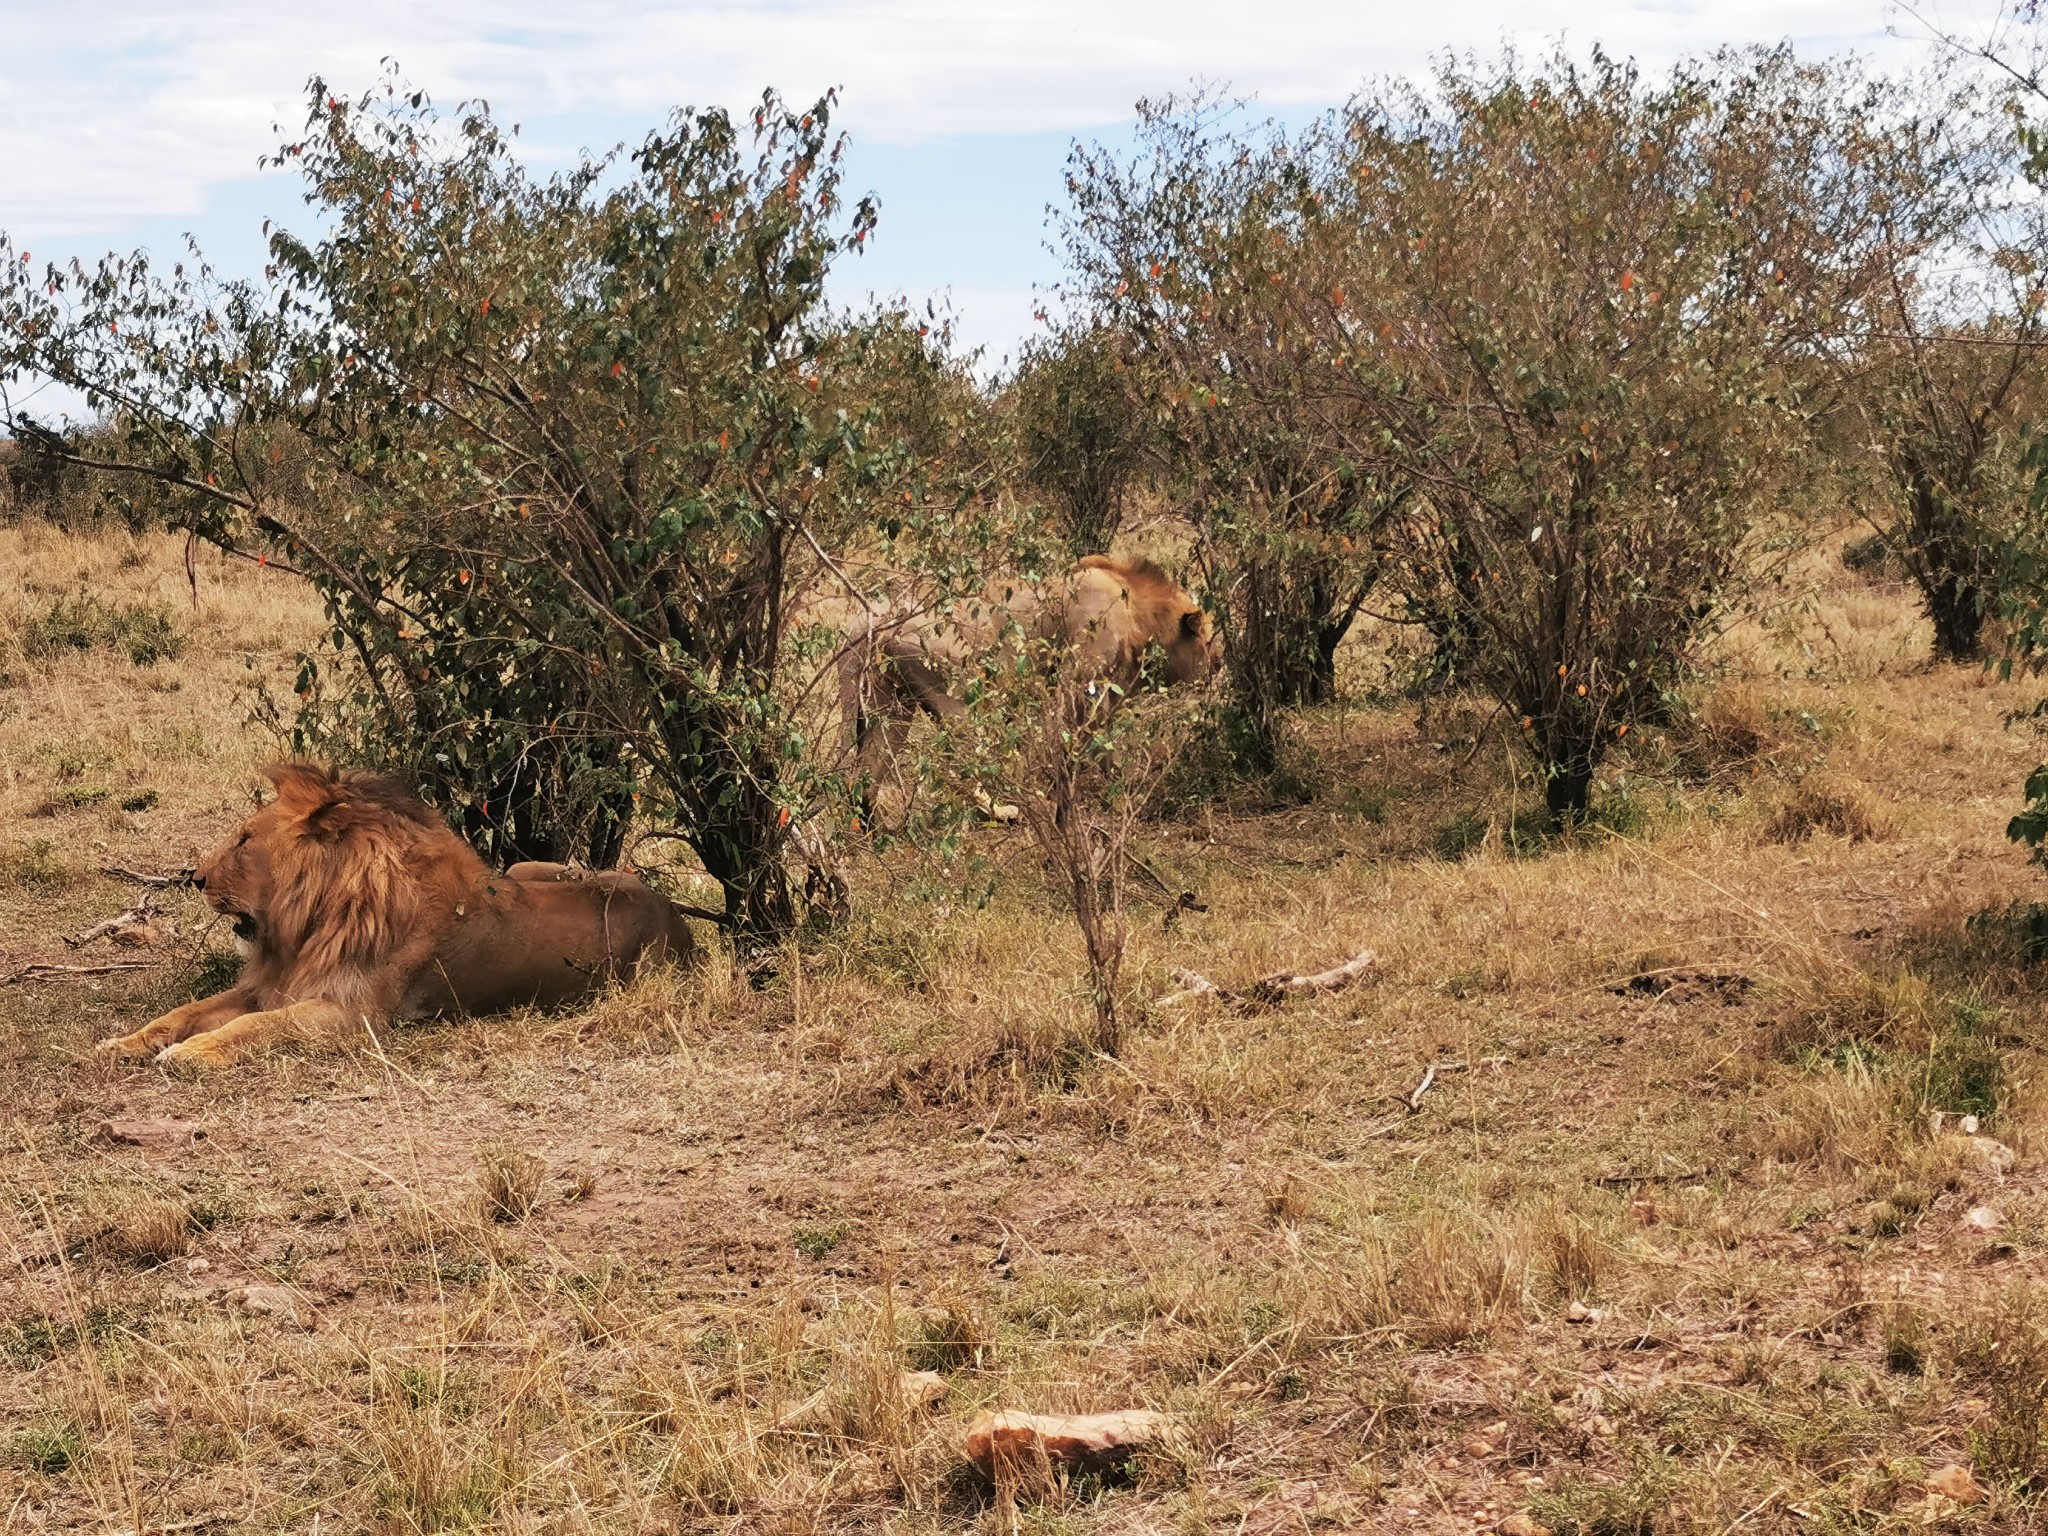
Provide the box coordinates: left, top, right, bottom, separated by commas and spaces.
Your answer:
7, 516, 2048, 1534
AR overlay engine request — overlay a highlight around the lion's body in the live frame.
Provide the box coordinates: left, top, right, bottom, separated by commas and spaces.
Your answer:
101, 765, 695, 1067
839, 556, 1219, 794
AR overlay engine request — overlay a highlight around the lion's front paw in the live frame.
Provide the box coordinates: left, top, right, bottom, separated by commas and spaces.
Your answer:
155, 1035, 237, 1069
97, 1029, 163, 1059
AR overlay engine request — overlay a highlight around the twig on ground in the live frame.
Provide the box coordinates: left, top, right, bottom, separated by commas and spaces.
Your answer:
65, 892, 171, 948
99, 863, 198, 889
1376, 1056, 1508, 1117
3, 960, 157, 984
1156, 948, 1376, 1012
1157, 968, 1223, 1007
1591, 1167, 1710, 1187
1406, 1063, 1438, 1112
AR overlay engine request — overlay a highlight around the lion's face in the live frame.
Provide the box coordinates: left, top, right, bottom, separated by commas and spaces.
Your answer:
196, 803, 288, 951
1161, 606, 1223, 685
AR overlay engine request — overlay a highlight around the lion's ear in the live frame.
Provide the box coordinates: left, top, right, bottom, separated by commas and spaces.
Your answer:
264, 762, 340, 818
1179, 609, 1205, 639
301, 797, 361, 841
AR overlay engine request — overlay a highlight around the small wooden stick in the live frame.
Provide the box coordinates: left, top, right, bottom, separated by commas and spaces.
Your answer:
65, 894, 160, 948
99, 864, 198, 889
1406, 1063, 1439, 1112
3, 961, 156, 984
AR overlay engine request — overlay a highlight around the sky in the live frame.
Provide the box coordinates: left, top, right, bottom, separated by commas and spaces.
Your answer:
0, 0, 1970, 399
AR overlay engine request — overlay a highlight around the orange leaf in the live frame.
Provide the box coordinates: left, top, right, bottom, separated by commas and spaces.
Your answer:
458, 569, 471, 585
479, 297, 489, 315
777, 806, 791, 827
719, 429, 730, 452
611, 361, 623, 377
1331, 287, 1346, 307
1619, 269, 1635, 292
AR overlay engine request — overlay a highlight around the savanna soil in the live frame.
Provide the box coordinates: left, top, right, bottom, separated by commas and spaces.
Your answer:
3, 519, 2048, 1534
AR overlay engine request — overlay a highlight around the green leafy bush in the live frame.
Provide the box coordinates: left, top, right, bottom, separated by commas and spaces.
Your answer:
1, 75, 1005, 937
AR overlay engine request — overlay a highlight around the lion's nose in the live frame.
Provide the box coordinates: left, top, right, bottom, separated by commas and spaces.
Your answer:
193, 870, 207, 890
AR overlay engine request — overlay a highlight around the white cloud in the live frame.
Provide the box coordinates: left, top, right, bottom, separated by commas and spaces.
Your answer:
3, 0, 1916, 239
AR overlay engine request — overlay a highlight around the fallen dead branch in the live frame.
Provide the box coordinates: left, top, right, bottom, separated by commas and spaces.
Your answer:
65, 892, 174, 949
1157, 947, 1376, 1011
1385, 1056, 1510, 1117
1590, 1167, 1710, 1187
99, 863, 198, 889
3, 960, 157, 985
1406, 1063, 1438, 1111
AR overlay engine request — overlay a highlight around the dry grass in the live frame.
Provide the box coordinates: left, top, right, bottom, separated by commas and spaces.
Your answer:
6, 518, 2048, 1531
473, 1143, 548, 1224
1767, 769, 1897, 844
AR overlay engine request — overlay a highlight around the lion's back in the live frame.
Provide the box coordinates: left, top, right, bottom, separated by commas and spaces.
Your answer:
407, 869, 694, 1016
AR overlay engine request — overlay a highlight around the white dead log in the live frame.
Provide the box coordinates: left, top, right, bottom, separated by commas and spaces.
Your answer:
1156, 948, 1376, 1011
1247, 948, 1377, 1002
1156, 968, 1223, 1007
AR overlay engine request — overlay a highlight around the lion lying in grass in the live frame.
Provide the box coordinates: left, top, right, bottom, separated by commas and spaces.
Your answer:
98, 763, 697, 1068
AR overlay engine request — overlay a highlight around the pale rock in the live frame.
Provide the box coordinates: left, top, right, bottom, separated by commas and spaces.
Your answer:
1564, 1299, 1604, 1324
1500, 1514, 1552, 1536
900, 1370, 948, 1414
1965, 1205, 2006, 1234
184, 1257, 211, 1276
964, 1409, 1168, 1474
233, 1284, 309, 1330
1463, 1419, 1508, 1459
1925, 1464, 1984, 1505
1939, 1133, 2016, 1179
